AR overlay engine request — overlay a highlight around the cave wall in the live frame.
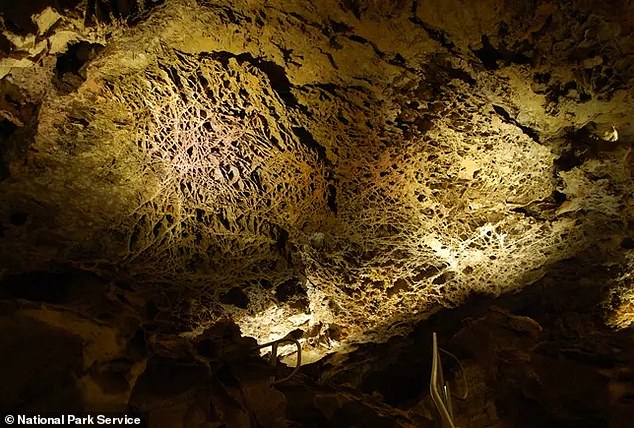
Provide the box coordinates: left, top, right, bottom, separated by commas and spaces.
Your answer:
0, 0, 633, 386
1, 260, 633, 427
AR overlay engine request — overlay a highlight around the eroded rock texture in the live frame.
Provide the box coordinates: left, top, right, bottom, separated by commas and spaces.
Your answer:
1, 0, 633, 424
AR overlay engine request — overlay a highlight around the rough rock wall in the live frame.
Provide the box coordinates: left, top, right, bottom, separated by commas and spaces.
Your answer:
2, 261, 632, 427
1, 0, 633, 358
314, 275, 634, 428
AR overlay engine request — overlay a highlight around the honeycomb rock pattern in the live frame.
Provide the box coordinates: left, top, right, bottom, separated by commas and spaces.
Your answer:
0, 0, 632, 358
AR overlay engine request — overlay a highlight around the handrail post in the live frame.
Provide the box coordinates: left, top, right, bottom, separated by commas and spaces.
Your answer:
255, 337, 302, 385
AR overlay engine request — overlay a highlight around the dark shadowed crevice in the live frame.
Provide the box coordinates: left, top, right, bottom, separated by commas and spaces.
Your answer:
409, 16, 456, 52
0, 0, 81, 34
219, 287, 250, 309
0, 33, 11, 55
0, 79, 40, 182
291, 126, 330, 166
9, 211, 29, 226
409, 0, 456, 53
473, 34, 532, 71
212, 51, 299, 108
290, 126, 338, 215
621, 237, 634, 249
0, 120, 17, 182
473, 35, 503, 70
0, 269, 104, 304
327, 184, 338, 215
54, 41, 104, 93
0, 271, 70, 303
275, 278, 310, 312
492, 104, 541, 143
341, 0, 363, 19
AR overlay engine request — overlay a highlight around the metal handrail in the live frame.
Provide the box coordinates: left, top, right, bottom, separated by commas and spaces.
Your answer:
430, 332, 457, 428
440, 348, 469, 401
255, 337, 302, 385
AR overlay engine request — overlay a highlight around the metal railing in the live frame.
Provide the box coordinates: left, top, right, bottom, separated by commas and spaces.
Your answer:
255, 337, 302, 385
430, 332, 468, 428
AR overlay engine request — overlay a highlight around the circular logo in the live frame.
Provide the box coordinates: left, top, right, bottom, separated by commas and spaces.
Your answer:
4, 415, 15, 424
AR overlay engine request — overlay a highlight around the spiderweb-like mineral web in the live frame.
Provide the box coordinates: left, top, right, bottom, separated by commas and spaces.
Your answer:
69, 36, 597, 349
293, 76, 591, 341
19, 0, 629, 353
0, 0, 632, 366
100, 48, 331, 303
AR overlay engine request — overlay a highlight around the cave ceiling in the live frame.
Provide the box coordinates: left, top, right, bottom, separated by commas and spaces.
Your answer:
0, 0, 633, 367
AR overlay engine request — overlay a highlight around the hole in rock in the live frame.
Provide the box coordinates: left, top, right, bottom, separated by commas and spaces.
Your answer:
275, 278, 306, 302
54, 41, 104, 92
219, 287, 250, 309
9, 211, 29, 226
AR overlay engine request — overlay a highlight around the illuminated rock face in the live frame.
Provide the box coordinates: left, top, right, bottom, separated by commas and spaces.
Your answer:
0, 0, 633, 365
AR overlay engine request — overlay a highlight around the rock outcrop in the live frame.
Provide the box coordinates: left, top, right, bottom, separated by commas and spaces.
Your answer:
1, 0, 633, 425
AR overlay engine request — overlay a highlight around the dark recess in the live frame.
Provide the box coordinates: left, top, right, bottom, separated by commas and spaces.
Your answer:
621, 237, 634, 249
86, 0, 138, 23
327, 184, 338, 215
271, 226, 290, 260
0, 33, 11, 54
54, 41, 104, 93
555, 124, 618, 172
0, 119, 17, 181
219, 287, 249, 309
409, 14, 456, 52
361, 361, 427, 406
0, 79, 39, 183
0, 0, 81, 34
492, 104, 540, 143
342, 0, 363, 19
275, 278, 307, 302
473, 35, 503, 70
213, 51, 299, 108
291, 126, 330, 166
534, 72, 551, 85
472, 35, 531, 70
348, 34, 369, 44
195, 339, 217, 358
329, 19, 353, 33
0, 270, 97, 303
9, 211, 29, 226
553, 190, 567, 204
56, 42, 103, 75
